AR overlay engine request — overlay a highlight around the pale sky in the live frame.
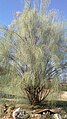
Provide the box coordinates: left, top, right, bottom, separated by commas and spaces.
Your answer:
0, 0, 67, 26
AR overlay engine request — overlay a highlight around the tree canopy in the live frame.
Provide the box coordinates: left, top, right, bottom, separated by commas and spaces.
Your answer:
0, 0, 67, 105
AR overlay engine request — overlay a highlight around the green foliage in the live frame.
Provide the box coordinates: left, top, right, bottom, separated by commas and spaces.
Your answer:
0, 0, 66, 105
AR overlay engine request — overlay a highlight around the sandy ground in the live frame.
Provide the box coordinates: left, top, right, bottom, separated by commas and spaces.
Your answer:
59, 91, 67, 101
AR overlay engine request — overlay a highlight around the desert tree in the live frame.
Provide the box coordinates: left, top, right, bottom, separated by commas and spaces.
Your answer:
0, 0, 67, 105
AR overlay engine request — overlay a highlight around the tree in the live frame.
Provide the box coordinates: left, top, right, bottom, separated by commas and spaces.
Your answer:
0, 0, 67, 105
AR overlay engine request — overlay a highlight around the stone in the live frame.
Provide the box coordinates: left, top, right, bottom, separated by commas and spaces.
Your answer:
12, 108, 30, 119
53, 113, 62, 119
30, 114, 41, 119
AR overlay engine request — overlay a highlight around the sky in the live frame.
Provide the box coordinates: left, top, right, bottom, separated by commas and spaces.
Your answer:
0, 0, 67, 26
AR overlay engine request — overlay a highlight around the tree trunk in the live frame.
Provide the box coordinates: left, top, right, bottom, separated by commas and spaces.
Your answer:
25, 87, 50, 105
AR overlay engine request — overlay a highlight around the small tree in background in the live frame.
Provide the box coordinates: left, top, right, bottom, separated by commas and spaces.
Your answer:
0, 0, 67, 105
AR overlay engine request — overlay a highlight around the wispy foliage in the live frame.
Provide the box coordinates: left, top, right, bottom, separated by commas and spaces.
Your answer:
0, 0, 67, 105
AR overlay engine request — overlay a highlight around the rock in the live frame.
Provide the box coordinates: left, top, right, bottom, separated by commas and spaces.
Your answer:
30, 108, 62, 119
12, 108, 20, 119
17, 110, 30, 119
53, 113, 62, 119
12, 108, 30, 119
64, 114, 67, 119
30, 114, 41, 119
6, 106, 14, 118
3, 104, 8, 113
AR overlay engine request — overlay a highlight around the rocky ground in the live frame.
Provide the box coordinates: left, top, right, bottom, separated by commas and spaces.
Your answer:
0, 91, 67, 119
0, 103, 67, 119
